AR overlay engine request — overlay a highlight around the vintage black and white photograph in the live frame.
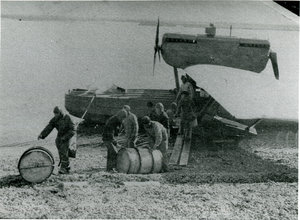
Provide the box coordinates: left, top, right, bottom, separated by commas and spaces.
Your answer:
0, 0, 299, 219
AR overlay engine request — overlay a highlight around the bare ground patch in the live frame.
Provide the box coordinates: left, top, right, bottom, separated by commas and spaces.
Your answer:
164, 134, 298, 184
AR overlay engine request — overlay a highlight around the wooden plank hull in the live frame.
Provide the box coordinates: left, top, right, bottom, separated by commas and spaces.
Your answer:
65, 89, 176, 123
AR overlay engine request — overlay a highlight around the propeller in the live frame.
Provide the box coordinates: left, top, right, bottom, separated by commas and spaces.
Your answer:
269, 51, 279, 80
153, 17, 161, 75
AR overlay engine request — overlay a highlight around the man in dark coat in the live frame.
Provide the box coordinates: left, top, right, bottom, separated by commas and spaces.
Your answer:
102, 109, 128, 172
147, 101, 158, 121
155, 102, 169, 132
38, 106, 75, 174
166, 102, 178, 139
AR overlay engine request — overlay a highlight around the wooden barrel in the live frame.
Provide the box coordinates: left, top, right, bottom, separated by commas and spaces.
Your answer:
137, 147, 153, 174
18, 146, 54, 183
116, 148, 140, 174
151, 150, 163, 173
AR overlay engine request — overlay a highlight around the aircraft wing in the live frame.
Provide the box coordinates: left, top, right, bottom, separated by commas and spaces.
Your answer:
185, 65, 298, 121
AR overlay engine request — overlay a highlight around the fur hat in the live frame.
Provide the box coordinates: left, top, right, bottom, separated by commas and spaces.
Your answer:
155, 102, 164, 111
141, 116, 151, 125
116, 109, 128, 120
171, 102, 177, 108
123, 105, 131, 112
53, 106, 63, 114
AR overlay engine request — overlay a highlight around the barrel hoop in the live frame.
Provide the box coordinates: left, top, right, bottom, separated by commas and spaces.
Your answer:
131, 147, 141, 174
22, 150, 54, 164
18, 146, 55, 170
137, 147, 154, 174
150, 151, 155, 173
133, 146, 142, 174
149, 148, 155, 173
19, 164, 55, 170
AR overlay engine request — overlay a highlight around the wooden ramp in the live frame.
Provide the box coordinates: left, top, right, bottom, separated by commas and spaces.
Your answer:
179, 129, 192, 166
169, 129, 193, 166
169, 135, 183, 165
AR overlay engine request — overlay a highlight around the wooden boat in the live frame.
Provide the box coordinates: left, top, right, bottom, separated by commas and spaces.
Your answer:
65, 82, 295, 140
65, 86, 178, 123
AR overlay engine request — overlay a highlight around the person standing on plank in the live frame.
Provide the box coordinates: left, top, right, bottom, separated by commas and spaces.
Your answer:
175, 75, 195, 103
176, 91, 197, 140
122, 105, 139, 148
142, 116, 169, 172
102, 109, 128, 172
38, 106, 75, 174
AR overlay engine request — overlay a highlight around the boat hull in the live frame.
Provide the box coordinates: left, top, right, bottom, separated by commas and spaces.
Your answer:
65, 89, 176, 123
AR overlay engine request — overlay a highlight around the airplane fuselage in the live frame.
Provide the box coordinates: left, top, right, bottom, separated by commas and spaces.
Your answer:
161, 33, 271, 73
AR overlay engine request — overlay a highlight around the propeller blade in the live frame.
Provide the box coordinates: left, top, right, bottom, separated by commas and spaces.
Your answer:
269, 51, 279, 80
155, 17, 160, 46
153, 50, 157, 75
158, 49, 161, 62
153, 17, 160, 75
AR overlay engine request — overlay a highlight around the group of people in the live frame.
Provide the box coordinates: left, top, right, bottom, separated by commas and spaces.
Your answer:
102, 104, 170, 173
38, 75, 197, 174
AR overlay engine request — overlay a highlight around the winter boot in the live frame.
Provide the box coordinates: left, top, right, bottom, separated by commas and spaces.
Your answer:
59, 167, 70, 174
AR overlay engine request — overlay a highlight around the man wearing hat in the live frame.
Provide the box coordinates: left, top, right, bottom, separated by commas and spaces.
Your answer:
142, 116, 169, 172
38, 106, 75, 174
122, 105, 139, 148
102, 109, 128, 172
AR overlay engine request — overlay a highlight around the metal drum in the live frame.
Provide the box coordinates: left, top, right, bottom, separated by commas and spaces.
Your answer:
18, 146, 55, 183
151, 150, 163, 173
116, 147, 163, 174
116, 148, 140, 174
137, 147, 153, 174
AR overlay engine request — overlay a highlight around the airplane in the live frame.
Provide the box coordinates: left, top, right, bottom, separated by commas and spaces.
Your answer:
152, 18, 296, 142
153, 18, 279, 80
